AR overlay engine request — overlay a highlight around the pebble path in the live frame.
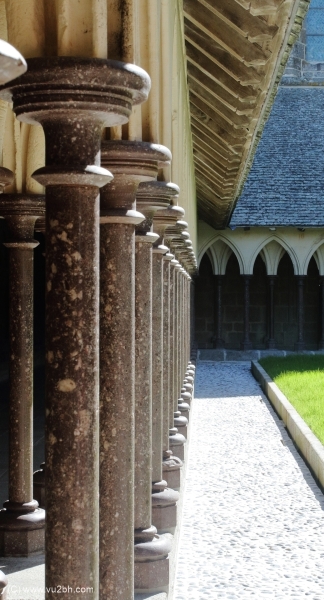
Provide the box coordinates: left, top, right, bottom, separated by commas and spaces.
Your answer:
173, 361, 324, 600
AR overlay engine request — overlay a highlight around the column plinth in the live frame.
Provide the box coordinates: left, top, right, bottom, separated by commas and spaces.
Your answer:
1, 56, 150, 599
0, 194, 45, 557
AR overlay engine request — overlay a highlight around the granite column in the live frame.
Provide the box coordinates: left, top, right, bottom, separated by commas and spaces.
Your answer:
1, 56, 150, 599
0, 194, 45, 557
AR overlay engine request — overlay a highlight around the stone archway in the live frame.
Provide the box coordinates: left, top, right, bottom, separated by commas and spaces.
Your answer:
194, 252, 215, 349
274, 252, 297, 349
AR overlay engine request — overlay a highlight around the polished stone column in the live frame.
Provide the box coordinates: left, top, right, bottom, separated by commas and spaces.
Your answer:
0, 39, 27, 594
213, 275, 225, 349
241, 275, 253, 351
150, 190, 181, 533
1, 56, 150, 599
319, 276, 324, 350
99, 140, 177, 599
295, 275, 306, 352
0, 194, 45, 556
267, 275, 277, 349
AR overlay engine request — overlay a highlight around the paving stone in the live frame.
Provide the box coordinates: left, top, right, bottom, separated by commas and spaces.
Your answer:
174, 361, 324, 600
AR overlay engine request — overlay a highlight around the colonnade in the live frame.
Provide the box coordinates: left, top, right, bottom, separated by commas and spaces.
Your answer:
0, 43, 197, 600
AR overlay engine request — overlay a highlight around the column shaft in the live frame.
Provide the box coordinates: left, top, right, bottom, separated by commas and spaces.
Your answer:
267, 276, 276, 349
135, 238, 153, 530
45, 187, 100, 595
295, 276, 306, 351
152, 250, 164, 484
213, 275, 225, 349
241, 275, 253, 351
100, 221, 135, 598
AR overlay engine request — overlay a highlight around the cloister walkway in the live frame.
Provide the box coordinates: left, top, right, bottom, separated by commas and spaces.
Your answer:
174, 361, 324, 600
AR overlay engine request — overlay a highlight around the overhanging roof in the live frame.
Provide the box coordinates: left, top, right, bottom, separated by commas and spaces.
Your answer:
184, 0, 310, 229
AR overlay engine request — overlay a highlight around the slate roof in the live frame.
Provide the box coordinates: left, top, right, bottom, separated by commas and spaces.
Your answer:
230, 86, 324, 228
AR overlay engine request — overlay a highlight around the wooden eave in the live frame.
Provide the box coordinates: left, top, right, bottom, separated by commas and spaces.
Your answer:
184, 0, 310, 229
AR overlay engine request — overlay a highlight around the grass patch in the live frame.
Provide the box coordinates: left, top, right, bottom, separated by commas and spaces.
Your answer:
259, 355, 324, 445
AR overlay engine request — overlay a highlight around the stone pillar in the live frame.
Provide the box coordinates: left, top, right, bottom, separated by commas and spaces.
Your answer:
241, 275, 253, 351
0, 39, 27, 594
0, 194, 45, 557
150, 188, 181, 533
99, 139, 180, 599
213, 275, 225, 349
267, 275, 277, 349
295, 275, 306, 352
319, 276, 324, 350
1, 56, 150, 600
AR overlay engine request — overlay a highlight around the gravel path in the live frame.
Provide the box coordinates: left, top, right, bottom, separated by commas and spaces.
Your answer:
174, 361, 324, 600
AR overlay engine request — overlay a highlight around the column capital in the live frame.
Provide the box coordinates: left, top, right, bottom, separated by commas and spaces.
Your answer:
0, 58, 151, 189
0, 194, 45, 247
101, 141, 171, 214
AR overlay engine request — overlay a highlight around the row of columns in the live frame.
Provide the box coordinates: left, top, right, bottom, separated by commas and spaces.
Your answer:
213, 273, 322, 351
0, 56, 197, 599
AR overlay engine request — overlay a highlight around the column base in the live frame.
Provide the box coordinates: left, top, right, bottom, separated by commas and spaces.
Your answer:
174, 412, 188, 439
178, 399, 190, 420
151, 481, 179, 533
181, 390, 192, 407
240, 340, 253, 350
33, 463, 45, 509
169, 430, 186, 461
134, 526, 172, 593
0, 570, 8, 600
163, 451, 182, 490
294, 341, 305, 352
0, 507, 45, 557
267, 339, 276, 349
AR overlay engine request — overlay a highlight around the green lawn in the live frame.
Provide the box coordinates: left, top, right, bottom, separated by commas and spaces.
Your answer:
259, 355, 324, 445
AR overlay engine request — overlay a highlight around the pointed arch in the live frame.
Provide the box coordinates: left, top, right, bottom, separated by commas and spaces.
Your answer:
304, 239, 324, 275
198, 234, 244, 274
248, 235, 299, 275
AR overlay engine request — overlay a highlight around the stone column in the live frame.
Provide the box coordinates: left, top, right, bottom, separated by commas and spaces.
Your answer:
1, 56, 150, 599
0, 194, 45, 557
0, 39, 27, 596
134, 174, 175, 592
295, 275, 306, 352
319, 276, 324, 350
241, 275, 253, 351
213, 275, 225, 349
99, 139, 181, 599
267, 275, 277, 349
150, 189, 181, 533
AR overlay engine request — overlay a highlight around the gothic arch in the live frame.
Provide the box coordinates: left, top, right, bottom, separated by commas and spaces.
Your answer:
249, 236, 299, 275
304, 239, 324, 275
198, 235, 244, 274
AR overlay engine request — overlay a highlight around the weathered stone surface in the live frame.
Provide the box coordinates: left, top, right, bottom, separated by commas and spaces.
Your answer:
0, 194, 45, 557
